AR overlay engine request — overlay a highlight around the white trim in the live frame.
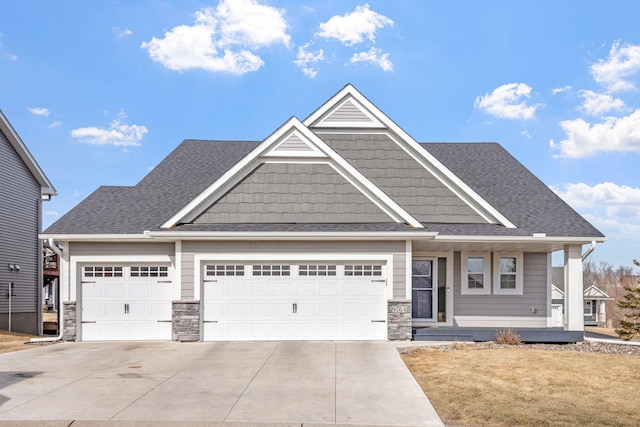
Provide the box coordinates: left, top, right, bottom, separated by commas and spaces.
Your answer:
492, 252, 524, 295
144, 231, 436, 240
303, 85, 516, 228
435, 235, 606, 243
405, 241, 412, 300
160, 116, 423, 229
173, 241, 182, 301
547, 252, 553, 328
413, 251, 454, 326
460, 252, 491, 295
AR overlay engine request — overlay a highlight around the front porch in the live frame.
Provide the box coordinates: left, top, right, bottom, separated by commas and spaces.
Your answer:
412, 326, 584, 343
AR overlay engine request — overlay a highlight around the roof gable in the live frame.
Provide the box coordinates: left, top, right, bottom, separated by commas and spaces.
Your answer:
304, 84, 516, 228
161, 116, 423, 228
0, 110, 56, 197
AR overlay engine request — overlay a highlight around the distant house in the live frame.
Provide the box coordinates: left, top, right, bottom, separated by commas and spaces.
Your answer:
551, 267, 613, 327
1, 110, 57, 334
42, 85, 604, 343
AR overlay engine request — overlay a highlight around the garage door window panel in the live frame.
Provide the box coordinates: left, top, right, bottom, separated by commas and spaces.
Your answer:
345, 264, 382, 276
206, 265, 245, 277
252, 265, 291, 276
131, 266, 168, 278
299, 265, 337, 276
84, 266, 123, 278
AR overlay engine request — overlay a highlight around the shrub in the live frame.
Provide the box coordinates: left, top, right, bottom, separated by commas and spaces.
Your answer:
495, 328, 523, 345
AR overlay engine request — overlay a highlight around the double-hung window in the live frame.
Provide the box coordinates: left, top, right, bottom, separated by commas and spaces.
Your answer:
493, 253, 523, 295
461, 253, 491, 295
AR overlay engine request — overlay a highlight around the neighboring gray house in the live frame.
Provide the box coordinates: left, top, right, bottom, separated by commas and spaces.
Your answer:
41, 85, 605, 343
1, 110, 57, 334
551, 266, 613, 327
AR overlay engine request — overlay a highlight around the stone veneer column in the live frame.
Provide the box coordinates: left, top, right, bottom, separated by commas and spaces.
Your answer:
62, 301, 77, 341
387, 300, 412, 340
172, 301, 200, 342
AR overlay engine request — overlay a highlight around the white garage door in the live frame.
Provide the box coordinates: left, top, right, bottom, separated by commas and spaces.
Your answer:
203, 263, 388, 341
81, 265, 172, 341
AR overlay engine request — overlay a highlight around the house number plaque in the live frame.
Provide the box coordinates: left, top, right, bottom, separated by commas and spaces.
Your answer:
390, 305, 409, 313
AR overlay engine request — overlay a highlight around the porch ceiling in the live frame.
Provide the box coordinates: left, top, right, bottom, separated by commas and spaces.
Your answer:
411, 239, 588, 253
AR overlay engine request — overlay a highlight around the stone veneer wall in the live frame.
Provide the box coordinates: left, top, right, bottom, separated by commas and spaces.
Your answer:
387, 300, 412, 340
172, 300, 200, 342
62, 301, 77, 341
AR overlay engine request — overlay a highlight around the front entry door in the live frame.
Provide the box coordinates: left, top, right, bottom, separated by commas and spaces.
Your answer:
412, 260, 434, 319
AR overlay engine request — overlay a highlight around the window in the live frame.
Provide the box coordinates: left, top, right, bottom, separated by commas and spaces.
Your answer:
83, 266, 123, 278
252, 265, 291, 276
206, 265, 245, 277
344, 264, 382, 276
493, 253, 523, 295
299, 265, 337, 276
584, 300, 593, 316
460, 253, 490, 295
131, 266, 168, 277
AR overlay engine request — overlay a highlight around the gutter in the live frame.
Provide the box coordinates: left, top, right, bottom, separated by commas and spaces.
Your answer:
30, 238, 64, 343
581, 241, 597, 261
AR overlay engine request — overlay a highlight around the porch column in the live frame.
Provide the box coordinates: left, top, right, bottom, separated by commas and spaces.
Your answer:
564, 244, 584, 331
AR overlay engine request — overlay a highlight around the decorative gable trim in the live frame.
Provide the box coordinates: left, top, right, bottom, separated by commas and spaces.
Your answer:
304, 84, 517, 229
583, 285, 613, 300
309, 97, 384, 129
160, 116, 424, 229
0, 110, 57, 197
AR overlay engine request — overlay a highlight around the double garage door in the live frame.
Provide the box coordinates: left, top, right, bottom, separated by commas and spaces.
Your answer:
80, 262, 388, 341
202, 263, 388, 341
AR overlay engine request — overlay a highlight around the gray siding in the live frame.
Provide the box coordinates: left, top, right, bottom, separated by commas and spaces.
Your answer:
0, 129, 41, 331
195, 163, 391, 223
69, 242, 175, 258
320, 134, 487, 223
453, 252, 548, 318
181, 240, 406, 300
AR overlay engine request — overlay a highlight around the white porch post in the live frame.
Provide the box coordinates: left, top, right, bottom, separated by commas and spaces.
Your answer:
564, 244, 584, 331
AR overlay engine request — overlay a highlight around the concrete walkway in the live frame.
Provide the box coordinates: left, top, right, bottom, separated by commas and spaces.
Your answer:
0, 341, 443, 427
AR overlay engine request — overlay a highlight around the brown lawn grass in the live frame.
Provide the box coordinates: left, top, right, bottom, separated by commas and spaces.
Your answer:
0, 330, 38, 354
402, 345, 640, 427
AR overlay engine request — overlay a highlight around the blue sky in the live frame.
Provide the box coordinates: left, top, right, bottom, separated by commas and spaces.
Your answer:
2, 1, 640, 269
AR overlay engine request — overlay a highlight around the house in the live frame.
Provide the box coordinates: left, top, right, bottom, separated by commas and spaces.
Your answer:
1, 110, 57, 335
41, 85, 605, 343
551, 267, 614, 327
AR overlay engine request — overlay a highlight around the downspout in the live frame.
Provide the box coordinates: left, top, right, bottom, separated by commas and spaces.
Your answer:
30, 238, 64, 343
581, 241, 597, 261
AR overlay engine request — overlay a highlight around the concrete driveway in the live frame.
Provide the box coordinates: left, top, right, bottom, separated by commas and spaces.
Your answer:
0, 341, 443, 426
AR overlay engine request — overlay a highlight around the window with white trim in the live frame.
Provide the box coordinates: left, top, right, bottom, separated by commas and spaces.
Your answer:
252, 265, 291, 276
206, 265, 245, 277
460, 253, 491, 295
83, 266, 123, 278
299, 265, 337, 276
131, 266, 168, 277
344, 264, 382, 276
493, 253, 523, 295
584, 300, 593, 316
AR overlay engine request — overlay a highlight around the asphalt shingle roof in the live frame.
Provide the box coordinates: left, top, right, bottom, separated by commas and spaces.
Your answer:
44, 139, 603, 238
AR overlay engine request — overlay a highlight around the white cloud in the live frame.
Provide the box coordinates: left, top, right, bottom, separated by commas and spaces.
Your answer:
141, 0, 290, 74
71, 112, 148, 147
521, 130, 532, 139
28, 107, 50, 116
294, 43, 324, 78
6, 53, 17, 61
47, 121, 62, 129
114, 28, 133, 38
590, 40, 640, 92
578, 90, 625, 116
316, 4, 393, 46
349, 47, 393, 71
45, 210, 59, 217
474, 83, 541, 120
552, 85, 572, 95
551, 182, 640, 211
550, 109, 640, 158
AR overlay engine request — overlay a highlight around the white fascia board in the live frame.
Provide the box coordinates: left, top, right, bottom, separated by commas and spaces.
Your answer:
39, 233, 152, 242
304, 85, 517, 229
144, 230, 437, 241
0, 110, 57, 196
434, 235, 607, 244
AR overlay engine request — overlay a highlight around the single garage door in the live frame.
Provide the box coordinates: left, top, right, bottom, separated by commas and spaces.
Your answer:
202, 263, 387, 341
81, 265, 172, 341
